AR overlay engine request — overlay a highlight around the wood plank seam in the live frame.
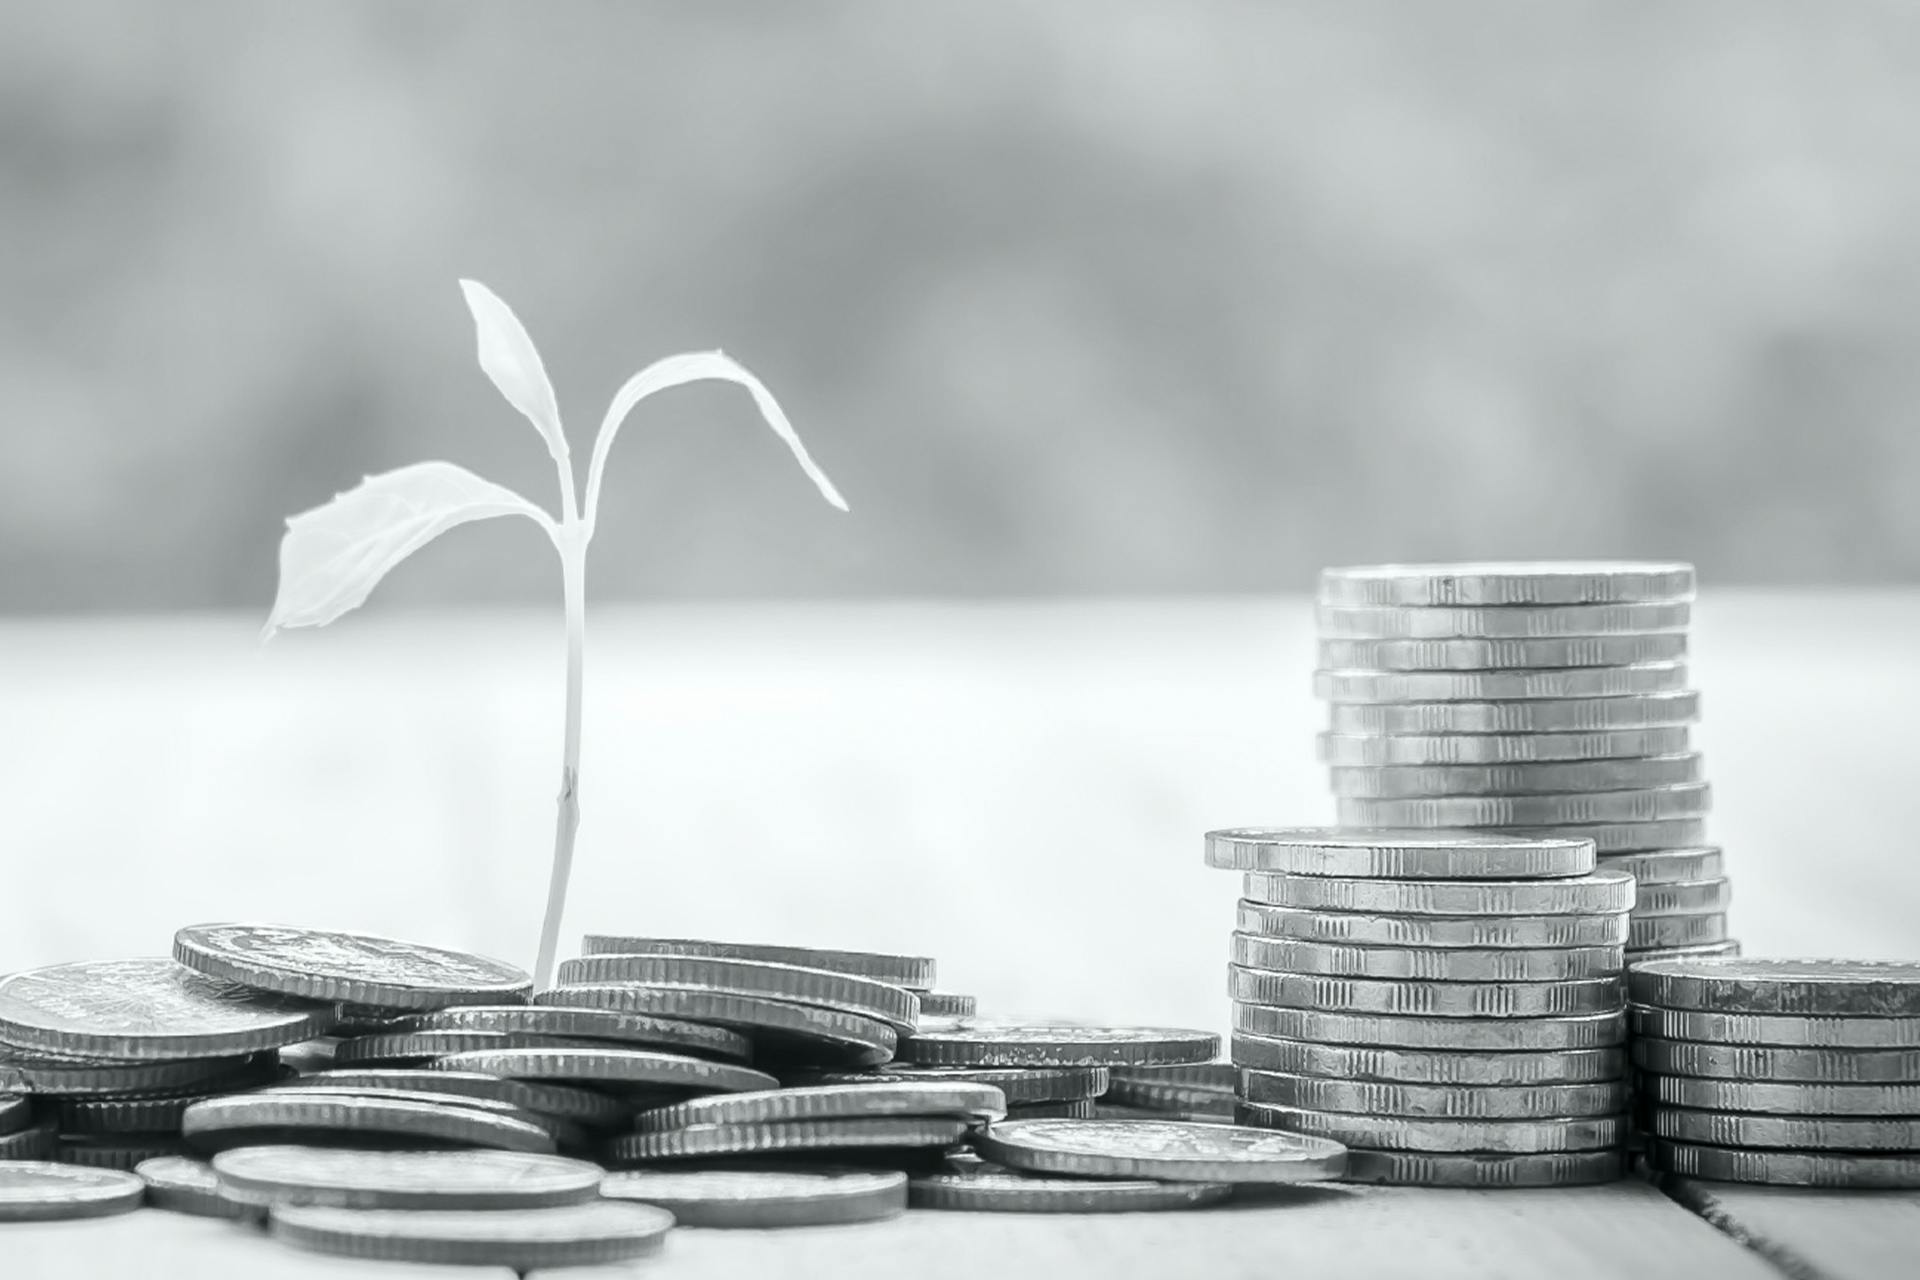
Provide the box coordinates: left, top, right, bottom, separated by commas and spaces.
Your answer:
1657, 1177, 1819, 1280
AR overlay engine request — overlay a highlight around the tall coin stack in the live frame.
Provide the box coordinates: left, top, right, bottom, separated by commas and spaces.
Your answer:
1632, 958, 1920, 1188
1315, 561, 1739, 965
1208, 828, 1633, 1186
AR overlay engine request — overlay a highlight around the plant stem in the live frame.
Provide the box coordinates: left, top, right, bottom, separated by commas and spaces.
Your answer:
533, 470, 586, 991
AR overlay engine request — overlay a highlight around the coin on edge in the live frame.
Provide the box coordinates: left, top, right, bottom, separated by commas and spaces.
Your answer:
0, 958, 333, 1059
0, 1162, 146, 1222
601, 1166, 907, 1228
1204, 828, 1593, 879
1316, 662, 1691, 705
174, 923, 532, 1011
1599, 848, 1724, 885
269, 1200, 674, 1268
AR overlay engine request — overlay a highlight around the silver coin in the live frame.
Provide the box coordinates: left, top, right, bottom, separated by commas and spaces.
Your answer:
136, 1156, 259, 1221
54, 1091, 224, 1136
897, 1022, 1219, 1068
607, 1115, 972, 1163
57, 1137, 194, 1171
1232, 934, 1622, 982
1229, 967, 1623, 1019
1630, 958, 1920, 1017
1627, 941, 1743, 965
1638, 1075, 1920, 1116
1341, 1149, 1626, 1187
1204, 827, 1593, 878
556, 953, 917, 1035
634, 1081, 1006, 1132
1243, 868, 1635, 916
602, 1166, 908, 1228
1317, 634, 1687, 672
431, 1046, 778, 1094
1336, 783, 1710, 828
1632, 1038, 1920, 1083
180, 1090, 558, 1153
1232, 1032, 1624, 1085
1487, 819, 1709, 854
1318, 562, 1696, 608
1599, 847, 1724, 885
1645, 1108, 1920, 1151
1628, 1006, 1920, 1049
1328, 755, 1704, 799
1237, 1103, 1626, 1153
1645, 1139, 1920, 1188
1316, 662, 1690, 705
1100, 1067, 1238, 1117
212, 1145, 604, 1209
240, 1084, 578, 1146
535, 985, 896, 1067
579, 936, 935, 990
1106, 1063, 1237, 1091
1317, 727, 1694, 766
173, 923, 531, 1011
388, 1004, 753, 1060
792, 1064, 1110, 1105
268, 1200, 674, 1268
1327, 690, 1701, 735
1239, 1070, 1627, 1119
1632, 878, 1733, 917
280, 1068, 631, 1126
908, 1164, 1233, 1212
1232, 1004, 1626, 1052
1005, 1098, 1102, 1121
974, 1118, 1347, 1185
0, 1094, 33, 1136
1237, 901, 1629, 949
0, 1045, 276, 1097
918, 993, 977, 1019
0, 1161, 146, 1222
0, 958, 333, 1060
0, 1122, 56, 1160
332, 1030, 613, 1066
1629, 914, 1730, 950
1317, 599, 1692, 639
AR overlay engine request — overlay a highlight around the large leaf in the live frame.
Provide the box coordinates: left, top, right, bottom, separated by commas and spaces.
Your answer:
264, 461, 553, 638
459, 279, 567, 461
582, 350, 848, 531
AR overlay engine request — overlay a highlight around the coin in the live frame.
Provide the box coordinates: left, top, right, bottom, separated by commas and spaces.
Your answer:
634, 1081, 1005, 1132
1327, 691, 1701, 735
1629, 914, 1730, 950
1632, 879, 1732, 917
1599, 848, 1724, 885
602, 1166, 908, 1228
1634, 1039, 1920, 1082
180, 1090, 558, 1153
136, 1155, 259, 1220
1239, 1071, 1627, 1118
1637, 1076, 1920, 1116
580, 936, 935, 991
793, 1064, 1110, 1104
173, 924, 532, 1012
1205, 828, 1593, 879
897, 1022, 1219, 1068
974, 1117, 1346, 1184
0, 958, 333, 1060
1341, 1149, 1627, 1187
0, 1123, 56, 1160
332, 1030, 615, 1066
388, 1004, 753, 1061
1628, 1006, 1920, 1048
1337, 784, 1710, 828
1627, 941, 1742, 965
54, 1092, 214, 1135
212, 1146, 604, 1209
607, 1115, 972, 1163
58, 1137, 195, 1171
1645, 1139, 1920, 1188
1231, 935, 1623, 982
1237, 1103, 1625, 1153
918, 993, 976, 1019
909, 1164, 1233, 1212
1317, 599, 1693, 639
1243, 869, 1635, 916
281, 1068, 631, 1126
1005, 1099, 1101, 1121
1232, 1005, 1626, 1052
0, 1047, 278, 1097
1099, 1075, 1237, 1118
0, 1162, 146, 1222
1329, 757, 1705, 801
1231, 1033, 1625, 1085
1645, 1108, 1920, 1151
1236, 901, 1629, 949
0, 1094, 30, 1136
1318, 634, 1688, 672
1493, 819, 1709, 854
1316, 663, 1690, 704
1630, 959, 1920, 1017
431, 1046, 778, 1094
1317, 727, 1694, 767
536, 985, 896, 1066
1228, 967, 1624, 1018
1319, 562, 1696, 608
556, 954, 918, 1035
269, 1199, 675, 1267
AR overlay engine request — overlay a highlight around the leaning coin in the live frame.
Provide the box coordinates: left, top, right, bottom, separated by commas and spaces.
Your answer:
1318, 727, 1694, 767
0, 1161, 145, 1222
1600, 847, 1724, 885
1628, 1007, 1920, 1049
281, 1068, 631, 1126
580, 936, 935, 991
173, 923, 531, 1012
1629, 914, 1730, 951
1232, 935, 1623, 982
602, 1166, 907, 1228
973, 1118, 1346, 1185
1233, 1005, 1626, 1052
1228, 968, 1624, 1018
1491, 819, 1709, 854
1632, 1039, 1920, 1083
1317, 561, 1696, 608
181, 1090, 558, 1154
1239, 1071, 1627, 1119
332, 1031, 614, 1066
269, 1200, 674, 1268
1316, 599, 1692, 639
1328, 756, 1704, 800
1237, 901, 1629, 949
0, 958, 333, 1060
635, 1081, 1005, 1132
55, 1092, 217, 1135
1630, 959, 1920, 1018
1337, 784, 1710, 828
137, 1156, 260, 1220
1236, 1103, 1625, 1154
909, 1164, 1232, 1213
0, 1047, 277, 1098
1341, 1149, 1626, 1187
1205, 828, 1593, 879
1317, 633, 1687, 672
1316, 663, 1690, 704
432, 1046, 778, 1094
1242, 869, 1635, 916
556, 954, 918, 1035
1627, 941, 1742, 965
1646, 1139, 1920, 1189
607, 1115, 972, 1163
213, 1146, 603, 1209
1645, 1109, 1920, 1151
388, 1005, 752, 1061
896, 1022, 1219, 1068
1327, 691, 1701, 736
1638, 1076, 1920, 1116
1632, 878, 1732, 917
793, 1064, 1110, 1105
537, 985, 896, 1067
1231, 1033, 1625, 1085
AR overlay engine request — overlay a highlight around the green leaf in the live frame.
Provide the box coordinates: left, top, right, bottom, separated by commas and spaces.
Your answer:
264, 461, 554, 638
459, 279, 568, 461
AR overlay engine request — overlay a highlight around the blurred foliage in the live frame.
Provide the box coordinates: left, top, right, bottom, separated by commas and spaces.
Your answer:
2, 0, 1918, 612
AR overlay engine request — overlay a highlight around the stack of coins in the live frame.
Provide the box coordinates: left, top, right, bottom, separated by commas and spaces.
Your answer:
1207, 827, 1634, 1186
1633, 958, 1920, 1187
1315, 561, 1738, 965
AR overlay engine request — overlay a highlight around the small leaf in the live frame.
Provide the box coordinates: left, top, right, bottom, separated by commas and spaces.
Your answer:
459, 279, 567, 460
583, 349, 847, 532
265, 461, 553, 638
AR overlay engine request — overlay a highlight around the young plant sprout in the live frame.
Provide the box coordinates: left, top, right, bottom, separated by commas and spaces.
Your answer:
264, 281, 848, 989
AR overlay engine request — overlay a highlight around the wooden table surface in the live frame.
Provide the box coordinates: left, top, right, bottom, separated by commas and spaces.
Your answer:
3, 592, 1917, 1277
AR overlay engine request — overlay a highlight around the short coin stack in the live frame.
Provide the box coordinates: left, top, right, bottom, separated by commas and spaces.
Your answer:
1315, 560, 1738, 965
1207, 827, 1634, 1186
1633, 958, 1920, 1187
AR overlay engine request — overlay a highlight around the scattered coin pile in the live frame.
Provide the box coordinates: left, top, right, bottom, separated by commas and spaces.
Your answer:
1206, 827, 1633, 1185
1632, 958, 1920, 1187
1315, 561, 1738, 965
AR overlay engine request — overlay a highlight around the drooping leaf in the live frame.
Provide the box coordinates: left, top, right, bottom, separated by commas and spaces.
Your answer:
459, 279, 568, 460
582, 349, 848, 531
264, 461, 554, 638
